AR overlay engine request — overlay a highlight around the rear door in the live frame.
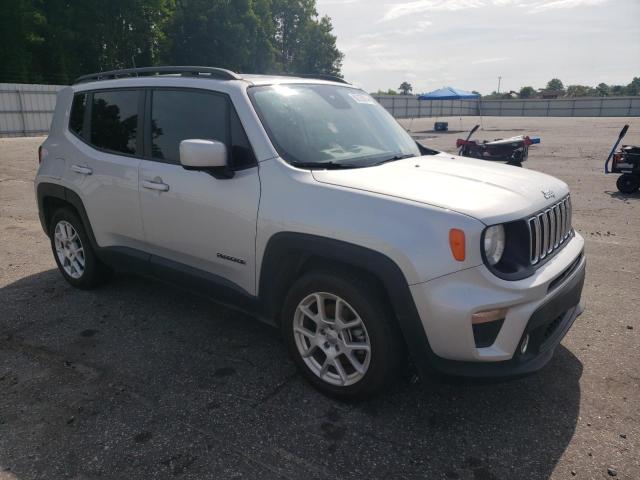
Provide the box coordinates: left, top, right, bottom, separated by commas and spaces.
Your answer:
67, 89, 145, 249
137, 88, 260, 295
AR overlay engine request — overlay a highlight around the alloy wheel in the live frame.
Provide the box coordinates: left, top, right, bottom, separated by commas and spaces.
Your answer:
54, 220, 85, 279
293, 292, 371, 386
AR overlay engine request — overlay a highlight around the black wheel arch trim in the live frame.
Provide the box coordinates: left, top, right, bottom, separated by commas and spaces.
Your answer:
258, 232, 441, 376
37, 182, 99, 249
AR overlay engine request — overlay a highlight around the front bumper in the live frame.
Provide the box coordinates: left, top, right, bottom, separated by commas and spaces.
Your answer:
408, 232, 585, 378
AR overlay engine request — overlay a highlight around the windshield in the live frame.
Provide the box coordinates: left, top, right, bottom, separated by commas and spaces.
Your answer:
248, 84, 420, 168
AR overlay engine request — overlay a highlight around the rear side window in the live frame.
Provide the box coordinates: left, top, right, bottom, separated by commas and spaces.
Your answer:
69, 93, 87, 137
151, 90, 227, 164
90, 90, 139, 155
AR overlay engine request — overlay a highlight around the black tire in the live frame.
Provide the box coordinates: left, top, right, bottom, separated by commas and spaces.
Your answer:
617, 174, 640, 194
281, 270, 405, 399
49, 207, 111, 289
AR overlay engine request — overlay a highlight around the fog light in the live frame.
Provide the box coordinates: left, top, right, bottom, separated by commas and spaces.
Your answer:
520, 333, 530, 354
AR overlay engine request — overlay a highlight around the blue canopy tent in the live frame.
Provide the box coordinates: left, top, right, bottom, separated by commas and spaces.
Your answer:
418, 86, 479, 100
417, 86, 482, 130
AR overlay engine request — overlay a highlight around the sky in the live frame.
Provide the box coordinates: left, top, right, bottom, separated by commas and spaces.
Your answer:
315, 0, 640, 95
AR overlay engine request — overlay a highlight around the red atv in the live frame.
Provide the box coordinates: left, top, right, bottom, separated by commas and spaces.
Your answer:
456, 125, 538, 167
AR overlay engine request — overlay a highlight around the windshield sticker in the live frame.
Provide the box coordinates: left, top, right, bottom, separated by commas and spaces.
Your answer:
349, 93, 376, 105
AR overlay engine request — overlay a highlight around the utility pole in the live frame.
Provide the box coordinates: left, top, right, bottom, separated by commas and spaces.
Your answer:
497, 76, 502, 94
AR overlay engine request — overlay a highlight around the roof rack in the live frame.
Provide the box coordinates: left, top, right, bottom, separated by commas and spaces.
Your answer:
281, 73, 350, 84
74, 66, 242, 84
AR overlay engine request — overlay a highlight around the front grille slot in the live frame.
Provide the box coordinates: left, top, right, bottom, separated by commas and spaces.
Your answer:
528, 196, 572, 265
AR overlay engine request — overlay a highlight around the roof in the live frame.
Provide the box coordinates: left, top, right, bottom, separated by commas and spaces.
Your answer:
418, 86, 479, 100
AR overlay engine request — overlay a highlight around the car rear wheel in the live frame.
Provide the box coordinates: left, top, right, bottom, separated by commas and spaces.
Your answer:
50, 208, 111, 289
282, 270, 404, 399
617, 174, 640, 194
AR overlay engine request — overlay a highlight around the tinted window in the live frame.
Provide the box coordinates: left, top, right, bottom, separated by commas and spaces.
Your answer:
69, 93, 87, 137
90, 90, 139, 155
151, 90, 228, 164
230, 108, 256, 169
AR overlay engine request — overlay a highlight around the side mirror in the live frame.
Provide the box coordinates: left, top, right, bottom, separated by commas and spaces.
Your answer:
179, 139, 227, 168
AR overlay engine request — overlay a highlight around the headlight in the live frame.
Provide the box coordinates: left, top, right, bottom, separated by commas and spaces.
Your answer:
483, 224, 505, 266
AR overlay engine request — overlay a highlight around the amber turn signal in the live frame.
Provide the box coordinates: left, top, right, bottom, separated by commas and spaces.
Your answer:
449, 228, 465, 261
471, 308, 509, 325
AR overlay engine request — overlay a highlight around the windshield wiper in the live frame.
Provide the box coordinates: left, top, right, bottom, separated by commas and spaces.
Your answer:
291, 161, 362, 170
372, 153, 417, 166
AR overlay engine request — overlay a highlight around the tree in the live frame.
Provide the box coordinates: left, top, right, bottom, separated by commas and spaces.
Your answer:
546, 78, 564, 91
596, 83, 610, 97
519, 86, 536, 98
483, 91, 503, 99
626, 77, 640, 96
166, 0, 269, 72
0, 0, 344, 84
0, 0, 44, 83
398, 81, 412, 95
271, 0, 343, 76
292, 14, 343, 76
566, 85, 594, 97
610, 85, 626, 96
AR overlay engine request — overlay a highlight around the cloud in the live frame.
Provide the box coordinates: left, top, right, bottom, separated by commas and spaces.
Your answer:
528, 0, 608, 13
381, 0, 483, 21
317, 0, 362, 5
355, 19, 433, 40
380, 0, 610, 21
471, 56, 510, 64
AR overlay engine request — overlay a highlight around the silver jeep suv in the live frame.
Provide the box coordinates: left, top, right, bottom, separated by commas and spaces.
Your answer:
36, 66, 585, 398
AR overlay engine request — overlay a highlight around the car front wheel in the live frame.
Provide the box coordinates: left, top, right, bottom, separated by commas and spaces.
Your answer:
282, 270, 404, 399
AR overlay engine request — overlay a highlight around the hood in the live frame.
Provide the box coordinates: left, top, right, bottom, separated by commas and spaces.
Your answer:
311, 153, 569, 225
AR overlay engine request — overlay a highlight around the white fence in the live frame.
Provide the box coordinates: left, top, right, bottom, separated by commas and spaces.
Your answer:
372, 94, 640, 119
1, 84, 638, 138
0, 83, 64, 137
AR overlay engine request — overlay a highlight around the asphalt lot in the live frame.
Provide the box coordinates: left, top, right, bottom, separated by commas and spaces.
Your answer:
1, 116, 639, 479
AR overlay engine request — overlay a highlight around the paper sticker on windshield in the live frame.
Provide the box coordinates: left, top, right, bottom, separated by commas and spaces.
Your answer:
349, 93, 376, 105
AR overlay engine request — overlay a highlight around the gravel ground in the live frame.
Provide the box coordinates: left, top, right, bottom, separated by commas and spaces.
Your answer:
1, 116, 638, 480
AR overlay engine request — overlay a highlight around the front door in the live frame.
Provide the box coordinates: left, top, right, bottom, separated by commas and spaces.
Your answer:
138, 88, 260, 295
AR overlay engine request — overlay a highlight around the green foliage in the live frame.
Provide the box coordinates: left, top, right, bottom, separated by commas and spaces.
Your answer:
483, 91, 503, 99
509, 77, 639, 99
596, 83, 610, 97
398, 81, 412, 95
0, 0, 343, 84
566, 85, 595, 97
0, 0, 45, 83
518, 86, 535, 98
546, 78, 564, 91
625, 77, 640, 96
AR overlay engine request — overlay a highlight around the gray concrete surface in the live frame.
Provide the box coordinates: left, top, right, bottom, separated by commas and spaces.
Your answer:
1, 117, 639, 479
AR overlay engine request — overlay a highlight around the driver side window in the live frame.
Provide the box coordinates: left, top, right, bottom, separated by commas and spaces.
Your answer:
150, 90, 228, 164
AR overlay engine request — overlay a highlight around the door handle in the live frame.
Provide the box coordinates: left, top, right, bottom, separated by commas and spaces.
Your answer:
71, 164, 93, 175
142, 180, 170, 192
